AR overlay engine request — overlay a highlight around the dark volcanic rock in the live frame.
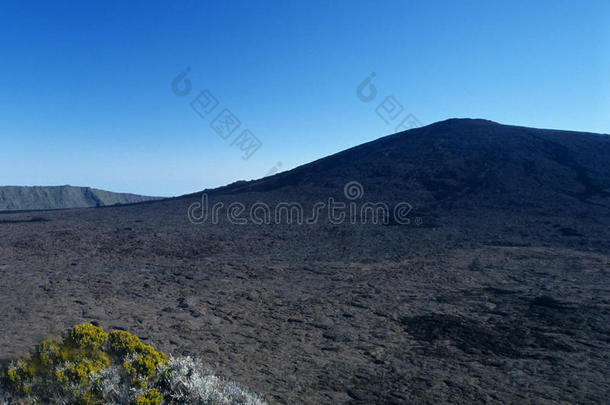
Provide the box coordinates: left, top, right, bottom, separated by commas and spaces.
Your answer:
202, 118, 610, 214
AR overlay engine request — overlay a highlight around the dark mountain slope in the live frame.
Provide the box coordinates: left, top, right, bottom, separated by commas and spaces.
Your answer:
0, 185, 162, 211
204, 119, 610, 213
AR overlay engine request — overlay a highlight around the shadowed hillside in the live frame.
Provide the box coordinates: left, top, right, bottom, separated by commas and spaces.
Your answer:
189, 118, 610, 251
0, 185, 162, 211
206, 119, 610, 212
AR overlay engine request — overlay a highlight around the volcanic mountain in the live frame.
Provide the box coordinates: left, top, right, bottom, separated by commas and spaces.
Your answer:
0, 185, 162, 211
194, 118, 610, 250
1, 118, 609, 404
209, 118, 610, 210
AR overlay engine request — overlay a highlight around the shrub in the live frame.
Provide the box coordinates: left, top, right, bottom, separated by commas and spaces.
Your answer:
70, 324, 108, 351
1, 324, 266, 405
159, 356, 266, 404
134, 388, 163, 405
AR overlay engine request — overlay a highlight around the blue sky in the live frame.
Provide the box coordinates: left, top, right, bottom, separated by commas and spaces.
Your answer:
1, 1, 609, 196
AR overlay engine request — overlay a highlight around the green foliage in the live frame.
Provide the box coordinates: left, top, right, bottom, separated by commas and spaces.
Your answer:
2, 323, 167, 404
134, 388, 163, 405
69, 324, 108, 351
108, 330, 143, 356
109, 329, 167, 388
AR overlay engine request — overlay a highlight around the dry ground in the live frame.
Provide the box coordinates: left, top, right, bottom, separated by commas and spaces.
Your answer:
0, 198, 609, 404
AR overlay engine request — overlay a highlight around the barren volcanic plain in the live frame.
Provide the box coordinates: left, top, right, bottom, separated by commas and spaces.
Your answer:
1, 119, 609, 404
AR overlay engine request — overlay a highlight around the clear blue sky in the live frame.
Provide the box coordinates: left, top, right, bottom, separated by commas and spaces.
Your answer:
1, 1, 609, 196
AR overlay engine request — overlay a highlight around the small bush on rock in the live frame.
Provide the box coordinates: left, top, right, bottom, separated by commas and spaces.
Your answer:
1, 324, 266, 405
